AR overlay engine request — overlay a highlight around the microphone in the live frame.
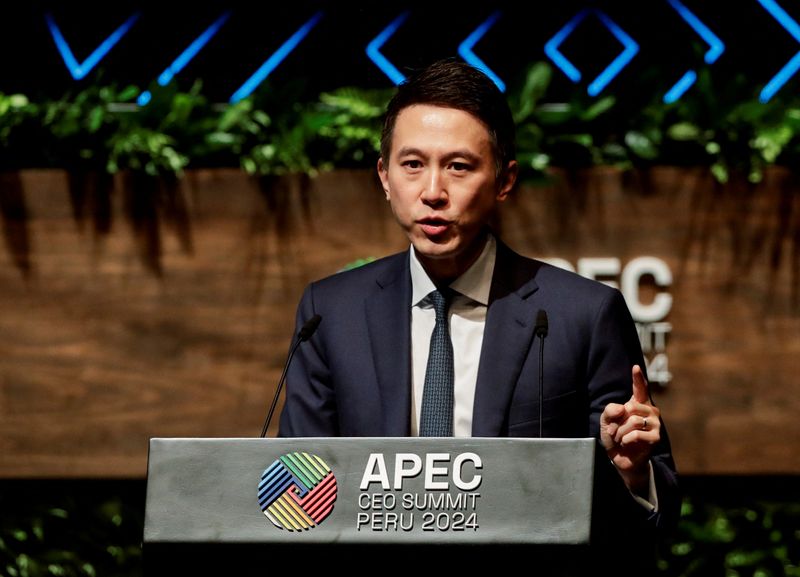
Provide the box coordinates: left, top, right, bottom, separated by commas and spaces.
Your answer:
534, 310, 549, 438
259, 314, 322, 437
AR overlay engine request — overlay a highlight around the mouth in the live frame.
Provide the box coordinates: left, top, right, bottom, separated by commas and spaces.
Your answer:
417, 217, 451, 237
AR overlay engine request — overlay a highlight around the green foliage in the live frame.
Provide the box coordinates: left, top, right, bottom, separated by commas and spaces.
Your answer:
235, 83, 390, 176
0, 93, 41, 169
507, 62, 555, 181
622, 68, 800, 185
314, 86, 392, 167
203, 97, 272, 171
508, 62, 625, 181
658, 490, 800, 577
41, 84, 138, 170
5, 62, 800, 185
105, 83, 197, 176
0, 482, 143, 577
0, 94, 37, 146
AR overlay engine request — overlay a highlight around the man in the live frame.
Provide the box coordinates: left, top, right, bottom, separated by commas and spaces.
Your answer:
279, 59, 678, 566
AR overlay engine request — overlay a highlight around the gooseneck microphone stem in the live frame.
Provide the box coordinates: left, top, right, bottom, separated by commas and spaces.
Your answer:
534, 310, 549, 439
260, 314, 321, 438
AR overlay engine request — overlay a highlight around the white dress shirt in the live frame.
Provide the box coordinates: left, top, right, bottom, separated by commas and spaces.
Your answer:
409, 235, 496, 437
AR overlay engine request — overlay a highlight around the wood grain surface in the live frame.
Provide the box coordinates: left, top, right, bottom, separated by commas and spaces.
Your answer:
0, 167, 797, 477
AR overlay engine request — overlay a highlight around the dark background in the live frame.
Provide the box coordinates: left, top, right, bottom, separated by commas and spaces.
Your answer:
4, 1, 800, 105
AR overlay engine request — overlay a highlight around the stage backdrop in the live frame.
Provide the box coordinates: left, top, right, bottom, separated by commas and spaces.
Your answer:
0, 167, 798, 477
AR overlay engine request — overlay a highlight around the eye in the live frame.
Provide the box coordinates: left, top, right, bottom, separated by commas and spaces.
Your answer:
402, 159, 423, 170
449, 161, 471, 172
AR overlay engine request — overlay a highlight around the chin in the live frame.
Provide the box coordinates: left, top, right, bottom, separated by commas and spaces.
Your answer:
413, 234, 457, 252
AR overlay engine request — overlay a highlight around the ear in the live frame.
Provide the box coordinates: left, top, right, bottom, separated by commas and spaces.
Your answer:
377, 157, 390, 200
496, 160, 518, 202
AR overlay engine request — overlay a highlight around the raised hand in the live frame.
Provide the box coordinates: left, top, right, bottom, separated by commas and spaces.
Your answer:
600, 365, 661, 495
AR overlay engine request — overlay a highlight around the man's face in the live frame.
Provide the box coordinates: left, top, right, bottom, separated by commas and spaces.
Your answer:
377, 104, 516, 280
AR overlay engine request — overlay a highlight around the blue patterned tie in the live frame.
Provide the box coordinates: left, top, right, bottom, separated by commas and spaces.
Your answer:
420, 289, 454, 436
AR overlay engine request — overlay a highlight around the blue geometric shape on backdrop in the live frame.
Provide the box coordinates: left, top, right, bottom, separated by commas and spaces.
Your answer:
45, 12, 140, 81
230, 11, 323, 103
757, 0, 800, 103
366, 11, 410, 85
663, 0, 725, 103
544, 9, 639, 97
458, 11, 505, 92
138, 11, 232, 106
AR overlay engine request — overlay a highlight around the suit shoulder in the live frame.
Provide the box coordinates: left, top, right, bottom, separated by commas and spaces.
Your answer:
307, 251, 407, 296
501, 245, 619, 302
531, 260, 633, 331
535, 260, 618, 298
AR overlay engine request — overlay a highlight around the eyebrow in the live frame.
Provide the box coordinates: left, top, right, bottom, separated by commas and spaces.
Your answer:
395, 147, 483, 164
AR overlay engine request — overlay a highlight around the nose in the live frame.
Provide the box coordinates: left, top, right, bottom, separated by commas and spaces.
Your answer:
420, 167, 447, 206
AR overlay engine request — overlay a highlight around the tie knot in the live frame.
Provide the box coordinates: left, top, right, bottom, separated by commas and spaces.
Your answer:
428, 289, 450, 321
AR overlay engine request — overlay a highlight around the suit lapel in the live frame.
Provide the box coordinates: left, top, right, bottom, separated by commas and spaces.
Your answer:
365, 253, 412, 436
472, 243, 541, 436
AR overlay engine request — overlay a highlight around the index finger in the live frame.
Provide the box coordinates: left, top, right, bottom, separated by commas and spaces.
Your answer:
632, 365, 649, 404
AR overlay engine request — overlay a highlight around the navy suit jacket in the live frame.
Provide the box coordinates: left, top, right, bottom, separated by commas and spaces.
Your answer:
279, 241, 679, 561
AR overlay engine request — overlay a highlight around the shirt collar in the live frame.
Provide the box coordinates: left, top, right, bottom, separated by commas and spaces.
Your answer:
410, 234, 496, 307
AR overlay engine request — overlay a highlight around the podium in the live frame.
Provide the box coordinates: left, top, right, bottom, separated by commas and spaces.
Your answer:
144, 437, 596, 574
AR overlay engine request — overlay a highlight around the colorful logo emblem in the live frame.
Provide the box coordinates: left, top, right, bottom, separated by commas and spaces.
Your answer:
258, 452, 338, 531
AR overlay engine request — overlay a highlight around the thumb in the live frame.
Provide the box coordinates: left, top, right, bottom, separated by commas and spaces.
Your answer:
602, 402, 626, 424
632, 365, 649, 404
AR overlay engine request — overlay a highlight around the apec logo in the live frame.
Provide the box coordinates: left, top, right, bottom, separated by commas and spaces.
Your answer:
542, 256, 674, 385
258, 452, 338, 531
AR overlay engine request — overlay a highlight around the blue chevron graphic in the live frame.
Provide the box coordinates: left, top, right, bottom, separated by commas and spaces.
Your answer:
757, 0, 800, 103
544, 10, 638, 97
589, 12, 638, 96
230, 11, 323, 103
138, 11, 231, 106
663, 0, 725, 103
664, 71, 698, 104
544, 11, 587, 83
45, 12, 140, 81
458, 11, 505, 92
366, 12, 410, 85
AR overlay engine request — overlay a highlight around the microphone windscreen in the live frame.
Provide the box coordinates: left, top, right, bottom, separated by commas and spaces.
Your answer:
298, 314, 322, 341
535, 310, 548, 337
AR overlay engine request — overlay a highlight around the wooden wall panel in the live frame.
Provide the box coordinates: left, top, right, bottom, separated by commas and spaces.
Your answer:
499, 167, 800, 474
0, 167, 797, 477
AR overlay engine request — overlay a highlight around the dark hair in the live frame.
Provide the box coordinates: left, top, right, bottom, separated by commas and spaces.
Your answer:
380, 59, 516, 179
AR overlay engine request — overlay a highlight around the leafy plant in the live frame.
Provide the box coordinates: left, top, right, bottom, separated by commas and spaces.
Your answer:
240, 108, 318, 176
314, 86, 392, 168
201, 98, 271, 169
659, 494, 800, 576
0, 482, 143, 577
1, 60, 800, 185
507, 62, 555, 181
508, 62, 622, 182
41, 83, 138, 171
105, 84, 194, 177
0, 93, 42, 169
232, 80, 322, 176
623, 67, 800, 185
